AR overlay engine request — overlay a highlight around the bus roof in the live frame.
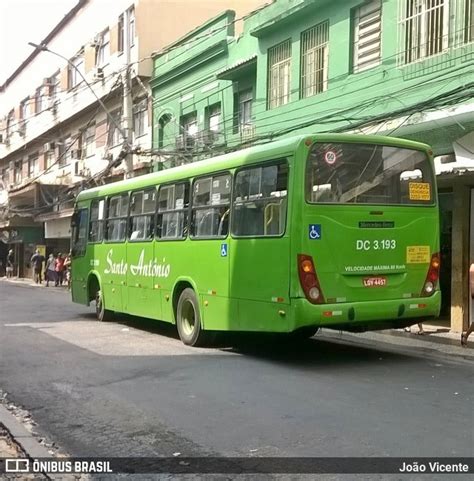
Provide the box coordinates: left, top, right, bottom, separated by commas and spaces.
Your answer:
76, 133, 431, 202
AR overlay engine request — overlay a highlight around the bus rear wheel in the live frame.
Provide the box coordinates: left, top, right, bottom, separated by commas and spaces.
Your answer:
95, 289, 113, 322
176, 288, 208, 346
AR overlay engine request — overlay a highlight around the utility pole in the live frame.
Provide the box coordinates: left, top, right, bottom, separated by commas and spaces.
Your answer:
122, 7, 134, 179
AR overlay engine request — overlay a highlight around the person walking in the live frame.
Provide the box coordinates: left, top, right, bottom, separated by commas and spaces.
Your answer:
45, 253, 56, 287
30, 249, 45, 284
6, 249, 14, 278
63, 252, 72, 290
55, 253, 65, 286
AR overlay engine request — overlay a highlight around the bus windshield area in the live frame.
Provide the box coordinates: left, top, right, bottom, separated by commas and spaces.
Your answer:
306, 142, 435, 205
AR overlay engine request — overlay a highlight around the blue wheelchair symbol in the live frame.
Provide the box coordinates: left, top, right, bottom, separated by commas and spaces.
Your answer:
221, 243, 228, 257
309, 224, 321, 240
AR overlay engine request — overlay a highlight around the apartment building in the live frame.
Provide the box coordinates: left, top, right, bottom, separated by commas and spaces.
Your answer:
151, 0, 474, 332
0, 0, 268, 277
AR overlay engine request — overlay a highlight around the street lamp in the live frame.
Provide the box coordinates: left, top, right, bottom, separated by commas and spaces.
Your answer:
27, 42, 130, 153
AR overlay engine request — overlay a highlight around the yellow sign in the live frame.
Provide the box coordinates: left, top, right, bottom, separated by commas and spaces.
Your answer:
409, 182, 431, 201
36, 245, 46, 257
406, 246, 430, 264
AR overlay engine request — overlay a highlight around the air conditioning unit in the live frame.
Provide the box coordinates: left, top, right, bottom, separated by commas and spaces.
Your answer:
176, 134, 195, 150
199, 130, 217, 146
79, 167, 91, 177
44, 141, 55, 152
93, 67, 104, 80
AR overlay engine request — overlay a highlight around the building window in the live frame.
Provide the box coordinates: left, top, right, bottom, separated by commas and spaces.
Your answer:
68, 52, 85, 89
95, 29, 110, 66
58, 136, 74, 167
14, 161, 22, 184
353, 0, 381, 72
237, 90, 253, 131
118, 14, 124, 53
133, 98, 147, 138
178, 112, 198, 149
35, 87, 43, 114
301, 21, 329, 98
191, 174, 231, 238
82, 124, 96, 158
45, 73, 59, 99
399, 0, 448, 64
267, 40, 291, 109
28, 154, 39, 177
202, 103, 221, 145
129, 7, 136, 47
157, 182, 189, 239
463, 0, 474, 43
6, 111, 14, 139
20, 98, 30, 120
158, 114, 171, 149
107, 109, 123, 147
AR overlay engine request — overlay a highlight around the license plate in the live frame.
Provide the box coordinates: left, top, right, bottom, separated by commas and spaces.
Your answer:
363, 276, 387, 287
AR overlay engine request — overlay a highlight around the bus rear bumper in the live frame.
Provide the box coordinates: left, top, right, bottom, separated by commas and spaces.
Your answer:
291, 291, 441, 332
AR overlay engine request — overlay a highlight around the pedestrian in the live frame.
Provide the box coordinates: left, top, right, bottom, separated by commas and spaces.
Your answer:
30, 249, 45, 284
45, 253, 56, 287
64, 252, 72, 290
55, 253, 65, 286
461, 263, 474, 347
6, 249, 14, 278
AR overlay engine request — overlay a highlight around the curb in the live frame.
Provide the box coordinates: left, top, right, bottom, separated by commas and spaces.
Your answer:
319, 330, 474, 363
0, 404, 52, 458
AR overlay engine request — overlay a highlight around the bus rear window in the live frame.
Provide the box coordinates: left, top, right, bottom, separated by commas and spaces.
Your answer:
306, 143, 435, 205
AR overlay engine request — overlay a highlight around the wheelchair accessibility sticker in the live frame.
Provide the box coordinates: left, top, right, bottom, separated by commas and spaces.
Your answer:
309, 224, 321, 240
221, 243, 228, 257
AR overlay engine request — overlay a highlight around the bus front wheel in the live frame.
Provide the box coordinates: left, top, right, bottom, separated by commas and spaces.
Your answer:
95, 289, 113, 322
176, 288, 208, 346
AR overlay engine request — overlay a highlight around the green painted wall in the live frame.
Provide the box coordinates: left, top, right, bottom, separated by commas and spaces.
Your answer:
151, 0, 474, 165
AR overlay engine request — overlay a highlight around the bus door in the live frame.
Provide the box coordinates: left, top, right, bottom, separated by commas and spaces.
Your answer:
230, 161, 291, 331
126, 189, 157, 319
302, 142, 438, 305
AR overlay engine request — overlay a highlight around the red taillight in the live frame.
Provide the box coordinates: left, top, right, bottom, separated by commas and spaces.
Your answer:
297, 254, 325, 304
421, 252, 440, 297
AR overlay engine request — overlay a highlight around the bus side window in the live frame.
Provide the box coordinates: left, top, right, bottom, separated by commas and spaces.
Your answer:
71, 208, 88, 257
191, 174, 231, 239
157, 182, 189, 239
232, 162, 288, 237
89, 199, 105, 242
106, 194, 129, 242
129, 189, 156, 241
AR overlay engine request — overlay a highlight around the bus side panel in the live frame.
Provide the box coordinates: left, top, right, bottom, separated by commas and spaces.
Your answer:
200, 295, 238, 331
126, 241, 161, 319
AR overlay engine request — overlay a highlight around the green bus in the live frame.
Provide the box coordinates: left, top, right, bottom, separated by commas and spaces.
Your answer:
71, 134, 441, 346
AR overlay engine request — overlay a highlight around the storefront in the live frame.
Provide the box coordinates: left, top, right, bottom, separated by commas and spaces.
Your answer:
40, 209, 73, 256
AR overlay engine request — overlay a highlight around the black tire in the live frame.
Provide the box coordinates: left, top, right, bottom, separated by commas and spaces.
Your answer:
176, 288, 209, 346
95, 289, 113, 322
290, 326, 319, 340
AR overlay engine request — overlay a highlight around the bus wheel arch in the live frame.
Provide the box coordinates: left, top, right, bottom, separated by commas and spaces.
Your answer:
173, 283, 210, 347
88, 274, 112, 322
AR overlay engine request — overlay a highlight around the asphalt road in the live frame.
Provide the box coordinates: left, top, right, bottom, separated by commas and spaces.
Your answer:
0, 281, 473, 475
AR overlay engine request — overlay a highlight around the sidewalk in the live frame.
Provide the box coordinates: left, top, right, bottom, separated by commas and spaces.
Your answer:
0, 276, 69, 292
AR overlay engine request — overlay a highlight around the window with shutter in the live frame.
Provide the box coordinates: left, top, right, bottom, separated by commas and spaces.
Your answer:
353, 1, 381, 73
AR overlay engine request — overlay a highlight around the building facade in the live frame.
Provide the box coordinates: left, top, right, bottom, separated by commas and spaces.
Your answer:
151, 0, 474, 332
0, 0, 267, 277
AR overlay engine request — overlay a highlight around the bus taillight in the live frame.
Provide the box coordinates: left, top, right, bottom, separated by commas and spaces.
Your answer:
298, 254, 325, 304
421, 253, 440, 296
